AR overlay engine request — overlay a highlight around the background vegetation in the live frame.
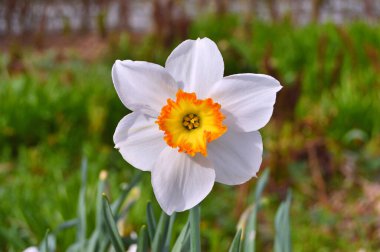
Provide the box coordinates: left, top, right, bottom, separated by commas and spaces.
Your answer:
1, 0, 380, 251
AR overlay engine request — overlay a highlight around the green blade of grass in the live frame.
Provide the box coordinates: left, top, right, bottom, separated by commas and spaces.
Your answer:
39, 229, 56, 252
102, 194, 125, 252
66, 242, 83, 252
244, 169, 270, 252
116, 198, 138, 222
228, 229, 242, 252
76, 158, 87, 250
56, 219, 78, 232
189, 206, 201, 252
111, 172, 142, 214
274, 190, 292, 252
97, 240, 109, 252
253, 169, 270, 205
172, 221, 190, 252
39, 229, 50, 252
87, 230, 100, 252
146, 201, 157, 243
165, 213, 176, 250
137, 225, 149, 252
244, 208, 257, 252
152, 211, 170, 252
88, 170, 109, 252
96, 170, 108, 228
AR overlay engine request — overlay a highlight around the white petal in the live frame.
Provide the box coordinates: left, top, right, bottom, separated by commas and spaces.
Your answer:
207, 130, 263, 185
152, 147, 215, 215
112, 60, 178, 116
165, 38, 224, 98
114, 112, 166, 171
208, 74, 282, 132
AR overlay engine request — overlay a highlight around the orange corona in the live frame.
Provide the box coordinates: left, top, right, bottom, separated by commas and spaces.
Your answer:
156, 90, 227, 156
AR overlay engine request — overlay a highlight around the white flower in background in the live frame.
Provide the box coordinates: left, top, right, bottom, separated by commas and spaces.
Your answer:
112, 38, 281, 215
23, 247, 39, 252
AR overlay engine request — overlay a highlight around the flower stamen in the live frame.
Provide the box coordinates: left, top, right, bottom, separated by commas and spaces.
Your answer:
183, 113, 200, 130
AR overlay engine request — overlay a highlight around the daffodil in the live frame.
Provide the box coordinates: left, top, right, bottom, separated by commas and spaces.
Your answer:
112, 38, 281, 214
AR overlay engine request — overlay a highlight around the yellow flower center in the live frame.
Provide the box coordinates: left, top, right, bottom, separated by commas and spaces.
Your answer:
157, 90, 227, 156
182, 113, 200, 130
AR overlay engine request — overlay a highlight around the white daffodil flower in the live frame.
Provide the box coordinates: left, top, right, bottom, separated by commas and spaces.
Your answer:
112, 37, 282, 215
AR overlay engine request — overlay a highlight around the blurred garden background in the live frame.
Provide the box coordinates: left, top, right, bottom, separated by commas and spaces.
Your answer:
1, 0, 380, 251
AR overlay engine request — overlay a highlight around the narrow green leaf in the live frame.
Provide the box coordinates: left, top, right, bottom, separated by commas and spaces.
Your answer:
228, 229, 242, 252
284, 192, 292, 252
244, 208, 257, 252
111, 172, 142, 214
146, 202, 157, 243
67, 242, 88, 252
97, 240, 109, 252
39, 229, 56, 252
243, 169, 270, 252
88, 170, 109, 252
254, 169, 270, 203
56, 219, 78, 232
189, 206, 201, 252
102, 194, 125, 252
87, 230, 100, 252
96, 170, 108, 228
137, 225, 149, 252
77, 158, 87, 250
40, 229, 50, 252
172, 221, 190, 252
152, 211, 170, 252
116, 198, 138, 222
181, 231, 191, 251
165, 213, 176, 250
274, 190, 292, 252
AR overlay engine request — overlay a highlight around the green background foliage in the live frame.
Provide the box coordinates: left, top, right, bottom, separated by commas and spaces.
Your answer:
1, 13, 380, 251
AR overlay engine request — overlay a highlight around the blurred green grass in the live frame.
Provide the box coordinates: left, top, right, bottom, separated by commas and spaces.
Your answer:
1, 15, 380, 251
